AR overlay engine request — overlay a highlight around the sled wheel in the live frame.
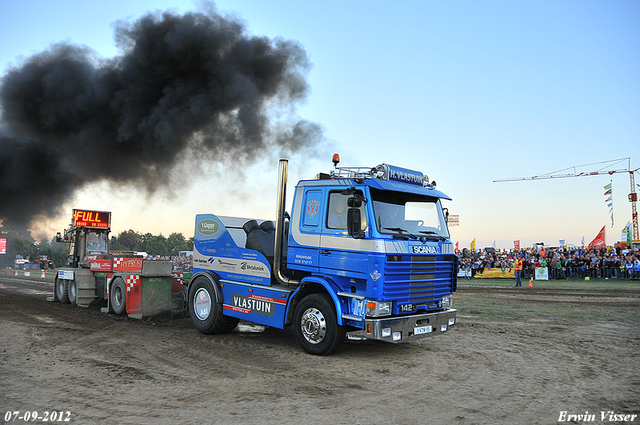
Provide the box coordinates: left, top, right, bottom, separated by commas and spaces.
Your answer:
110, 277, 127, 315
55, 278, 69, 304
293, 293, 345, 355
188, 274, 238, 334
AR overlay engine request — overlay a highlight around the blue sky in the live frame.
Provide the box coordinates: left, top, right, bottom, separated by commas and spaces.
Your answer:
1, 0, 638, 249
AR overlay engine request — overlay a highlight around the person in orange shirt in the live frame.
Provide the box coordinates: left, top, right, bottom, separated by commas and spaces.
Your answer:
514, 255, 524, 287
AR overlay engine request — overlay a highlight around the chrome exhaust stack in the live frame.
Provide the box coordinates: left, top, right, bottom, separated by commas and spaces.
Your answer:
274, 159, 299, 286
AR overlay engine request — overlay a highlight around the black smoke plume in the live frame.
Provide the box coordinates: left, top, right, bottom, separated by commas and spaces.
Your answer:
0, 5, 323, 229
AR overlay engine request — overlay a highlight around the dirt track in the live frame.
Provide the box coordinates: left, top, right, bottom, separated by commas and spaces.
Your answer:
1, 276, 639, 425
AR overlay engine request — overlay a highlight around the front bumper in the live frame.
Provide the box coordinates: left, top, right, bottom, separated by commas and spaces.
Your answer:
348, 308, 457, 343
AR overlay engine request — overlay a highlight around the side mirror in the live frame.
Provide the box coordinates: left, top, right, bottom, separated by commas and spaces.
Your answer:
347, 197, 362, 208
56, 232, 62, 242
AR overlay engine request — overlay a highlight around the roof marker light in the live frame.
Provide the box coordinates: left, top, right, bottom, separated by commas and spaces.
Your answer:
332, 153, 340, 167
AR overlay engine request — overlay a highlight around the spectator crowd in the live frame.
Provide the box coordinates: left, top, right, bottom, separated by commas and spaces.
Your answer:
149, 254, 193, 272
459, 244, 640, 280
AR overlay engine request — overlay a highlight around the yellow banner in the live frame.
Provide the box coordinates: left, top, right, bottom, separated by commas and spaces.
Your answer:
474, 268, 515, 279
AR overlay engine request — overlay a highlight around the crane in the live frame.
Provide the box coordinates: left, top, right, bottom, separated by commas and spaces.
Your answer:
494, 157, 640, 242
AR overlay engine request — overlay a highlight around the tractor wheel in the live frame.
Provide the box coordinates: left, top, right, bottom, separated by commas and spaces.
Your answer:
293, 293, 345, 355
68, 279, 77, 305
55, 278, 69, 304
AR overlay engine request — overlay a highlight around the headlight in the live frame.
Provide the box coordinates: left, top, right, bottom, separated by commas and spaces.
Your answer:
366, 300, 392, 317
440, 295, 452, 308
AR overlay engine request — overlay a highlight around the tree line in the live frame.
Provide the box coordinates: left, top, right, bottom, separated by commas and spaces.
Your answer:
1, 227, 193, 268
109, 230, 193, 256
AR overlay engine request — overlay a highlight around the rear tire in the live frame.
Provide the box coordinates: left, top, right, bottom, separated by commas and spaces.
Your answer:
55, 278, 69, 304
188, 275, 239, 334
293, 293, 345, 355
68, 279, 77, 305
110, 277, 127, 315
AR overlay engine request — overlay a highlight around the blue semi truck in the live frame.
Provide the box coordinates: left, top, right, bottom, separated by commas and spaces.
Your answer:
187, 156, 458, 355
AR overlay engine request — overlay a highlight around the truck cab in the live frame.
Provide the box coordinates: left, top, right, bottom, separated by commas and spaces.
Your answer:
286, 162, 457, 341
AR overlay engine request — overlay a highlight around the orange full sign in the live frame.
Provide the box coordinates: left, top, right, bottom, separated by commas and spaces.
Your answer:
72, 209, 111, 229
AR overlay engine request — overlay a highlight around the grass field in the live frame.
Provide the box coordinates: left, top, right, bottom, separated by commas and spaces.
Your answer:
455, 277, 640, 325
458, 276, 640, 291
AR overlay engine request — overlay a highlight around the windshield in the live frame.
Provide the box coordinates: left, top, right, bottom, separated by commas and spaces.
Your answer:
86, 231, 108, 253
371, 188, 449, 239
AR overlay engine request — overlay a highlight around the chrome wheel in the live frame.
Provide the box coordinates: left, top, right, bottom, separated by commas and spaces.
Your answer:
300, 307, 327, 344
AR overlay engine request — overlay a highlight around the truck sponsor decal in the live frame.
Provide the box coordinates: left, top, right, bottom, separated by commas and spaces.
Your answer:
195, 256, 270, 278
212, 258, 237, 271
386, 165, 424, 186
240, 261, 267, 273
413, 246, 438, 254
307, 199, 319, 216
113, 257, 144, 272
90, 259, 112, 271
58, 270, 74, 280
293, 254, 313, 265
225, 294, 280, 316
196, 218, 221, 236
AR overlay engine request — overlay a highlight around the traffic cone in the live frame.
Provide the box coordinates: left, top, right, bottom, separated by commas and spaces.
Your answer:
528, 278, 533, 288
41, 270, 46, 279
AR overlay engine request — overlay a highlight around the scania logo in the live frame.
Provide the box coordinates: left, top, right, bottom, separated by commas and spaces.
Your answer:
197, 219, 221, 236
413, 246, 438, 254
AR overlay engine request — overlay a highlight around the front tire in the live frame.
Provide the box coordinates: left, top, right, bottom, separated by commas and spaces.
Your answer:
293, 293, 345, 355
188, 275, 239, 334
110, 277, 127, 315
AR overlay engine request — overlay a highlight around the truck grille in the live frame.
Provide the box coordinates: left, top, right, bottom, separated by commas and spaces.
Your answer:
384, 255, 456, 309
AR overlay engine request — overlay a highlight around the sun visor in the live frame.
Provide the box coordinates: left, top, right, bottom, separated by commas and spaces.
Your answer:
365, 178, 452, 200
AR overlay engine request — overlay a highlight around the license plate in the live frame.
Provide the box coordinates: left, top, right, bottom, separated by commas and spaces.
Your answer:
414, 325, 432, 335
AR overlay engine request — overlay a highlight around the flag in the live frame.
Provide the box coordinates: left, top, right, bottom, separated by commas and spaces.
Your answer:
622, 222, 632, 245
588, 226, 606, 250
514, 240, 520, 250
455, 241, 459, 253
604, 181, 614, 227
581, 236, 585, 247
492, 240, 496, 248
559, 239, 565, 247
470, 238, 476, 251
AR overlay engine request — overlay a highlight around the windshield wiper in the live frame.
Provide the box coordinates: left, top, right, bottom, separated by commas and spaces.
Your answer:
383, 227, 419, 239
419, 230, 446, 241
